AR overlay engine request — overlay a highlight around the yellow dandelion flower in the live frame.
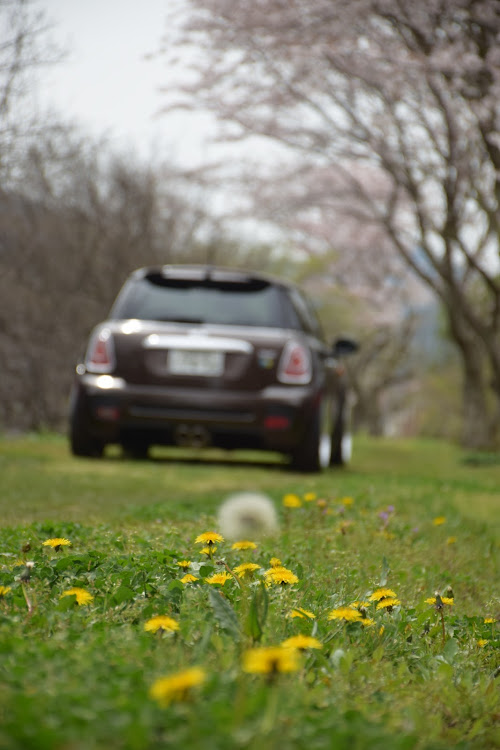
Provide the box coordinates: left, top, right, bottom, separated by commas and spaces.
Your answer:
446, 537, 457, 545
369, 588, 397, 602
234, 563, 261, 579
340, 496, 354, 506
177, 560, 191, 570
43, 538, 71, 551
242, 646, 300, 674
195, 531, 223, 546
283, 493, 302, 508
149, 667, 206, 707
303, 492, 317, 502
281, 635, 322, 651
269, 557, 282, 568
432, 516, 446, 526
376, 597, 400, 610
180, 573, 199, 584
328, 607, 363, 623
484, 617, 496, 624
231, 541, 257, 551
201, 546, 217, 556
0, 586, 12, 597
264, 567, 299, 586
144, 615, 180, 634
350, 601, 370, 609
289, 608, 315, 620
361, 618, 375, 627
316, 498, 327, 509
379, 625, 385, 636
205, 572, 232, 586
60, 587, 93, 606
477, 639, 489, 648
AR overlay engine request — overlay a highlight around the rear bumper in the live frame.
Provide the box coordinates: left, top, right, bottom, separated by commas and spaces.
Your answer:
70, 373, 320, 452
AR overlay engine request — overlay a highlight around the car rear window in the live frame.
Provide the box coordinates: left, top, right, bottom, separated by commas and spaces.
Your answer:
110, 276, 295, 328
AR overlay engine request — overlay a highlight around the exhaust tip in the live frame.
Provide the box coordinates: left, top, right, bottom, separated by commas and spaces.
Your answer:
174, 424, 211, 448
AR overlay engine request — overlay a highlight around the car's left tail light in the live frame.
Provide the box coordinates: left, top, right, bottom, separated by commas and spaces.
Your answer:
85, 328, 115, 373
277, 340, 312, 384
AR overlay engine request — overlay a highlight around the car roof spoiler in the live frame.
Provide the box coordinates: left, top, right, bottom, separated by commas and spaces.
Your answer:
135, 264, 278, 288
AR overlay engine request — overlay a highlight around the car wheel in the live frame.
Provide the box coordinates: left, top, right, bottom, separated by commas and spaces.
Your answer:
330, 398, 352, 466
290, 401, 331, 473
69, 388, 104, 458
70, 415, 104, 458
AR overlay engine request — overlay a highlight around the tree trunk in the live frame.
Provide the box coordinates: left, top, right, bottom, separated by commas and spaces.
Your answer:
448, 311, 493, 450
459, 353, 493, 450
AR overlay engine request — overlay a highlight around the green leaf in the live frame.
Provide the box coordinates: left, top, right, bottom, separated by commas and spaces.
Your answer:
161, 579, 184, 613
199, 565, 215, 578
207, 588, 241, 642
245, 597, 261, 642
194, 623, 214, 658
167, 580, 184, 592
112, 585, 136, 605
442, 637, 459, 664
245, 583, 268, 642
57, 594, 77, 611
437, 661, 454, 679
54, 555, 85, 572
259, 580, 269, 625
380, 556, 390, 586
339, 650, 354, 675
468, 717, 486, 740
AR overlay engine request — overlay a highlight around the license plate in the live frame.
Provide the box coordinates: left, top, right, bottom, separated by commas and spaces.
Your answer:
167, 349, 224, 376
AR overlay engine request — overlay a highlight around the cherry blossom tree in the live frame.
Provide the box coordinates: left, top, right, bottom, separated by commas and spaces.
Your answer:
159, 0, 500, 448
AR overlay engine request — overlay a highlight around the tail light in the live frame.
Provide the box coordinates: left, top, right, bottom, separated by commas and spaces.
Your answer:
277, 340, 312, 384
85, 328, 115, 373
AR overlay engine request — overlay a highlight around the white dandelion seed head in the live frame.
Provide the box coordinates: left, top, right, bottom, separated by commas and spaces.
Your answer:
217, 492, 279, 540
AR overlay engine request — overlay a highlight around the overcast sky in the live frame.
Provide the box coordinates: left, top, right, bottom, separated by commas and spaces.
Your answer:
40, 0, 211, 163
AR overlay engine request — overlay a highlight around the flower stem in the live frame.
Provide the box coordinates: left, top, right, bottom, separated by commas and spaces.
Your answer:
440, 610, 446, 646
22, 583, 35, 616
261, 683, 279, 734
220, 560, 243, 590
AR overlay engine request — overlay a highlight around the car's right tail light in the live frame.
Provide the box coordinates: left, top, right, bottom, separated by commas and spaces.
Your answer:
277, 340, 312, 384
85, 328, 115, 373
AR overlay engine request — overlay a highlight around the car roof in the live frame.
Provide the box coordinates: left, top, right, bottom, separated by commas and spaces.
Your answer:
130, 264, 295, 290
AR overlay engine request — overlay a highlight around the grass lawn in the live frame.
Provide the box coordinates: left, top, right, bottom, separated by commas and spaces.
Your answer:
0, 433, 499, 749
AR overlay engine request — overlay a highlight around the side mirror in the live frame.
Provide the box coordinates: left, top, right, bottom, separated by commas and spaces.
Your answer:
332, 337, 359, 357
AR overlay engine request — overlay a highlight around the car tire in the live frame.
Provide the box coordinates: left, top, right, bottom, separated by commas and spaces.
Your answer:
70, 415, 104, 458
290, 401, 332, 473
69, 389, 104, 458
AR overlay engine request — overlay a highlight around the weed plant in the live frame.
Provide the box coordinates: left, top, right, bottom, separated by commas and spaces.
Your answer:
0, 434, 498, 749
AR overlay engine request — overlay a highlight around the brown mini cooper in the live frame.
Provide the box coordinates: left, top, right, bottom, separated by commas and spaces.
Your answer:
69, 265, 357, 471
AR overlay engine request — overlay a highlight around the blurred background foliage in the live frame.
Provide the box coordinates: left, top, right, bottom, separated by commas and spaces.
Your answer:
1, 0, 496, 451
